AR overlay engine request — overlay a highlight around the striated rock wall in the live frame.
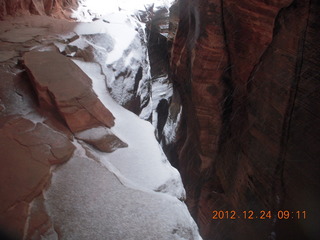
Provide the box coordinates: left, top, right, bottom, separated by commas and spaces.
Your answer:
0, 0, 78, 19
171, 0, 320, 239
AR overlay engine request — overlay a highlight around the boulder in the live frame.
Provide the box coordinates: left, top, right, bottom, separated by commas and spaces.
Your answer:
23, 51, 115, 133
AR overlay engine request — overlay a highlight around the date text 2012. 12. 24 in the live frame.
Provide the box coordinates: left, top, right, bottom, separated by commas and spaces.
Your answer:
212, 210, 306, 220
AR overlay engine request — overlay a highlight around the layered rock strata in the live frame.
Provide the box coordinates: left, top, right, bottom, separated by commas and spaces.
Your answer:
171, 0, 320, 239
0, 66, 76, 239
0, 0, 78, 19
23, 51, 115, 132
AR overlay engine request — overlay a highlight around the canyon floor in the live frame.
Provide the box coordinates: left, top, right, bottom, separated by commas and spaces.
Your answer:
0, 14, 201, 240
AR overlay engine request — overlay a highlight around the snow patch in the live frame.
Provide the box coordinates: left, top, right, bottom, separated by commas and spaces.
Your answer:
72, 59, 185, 199
44, 142, 201, 240
73, 0, 176, 21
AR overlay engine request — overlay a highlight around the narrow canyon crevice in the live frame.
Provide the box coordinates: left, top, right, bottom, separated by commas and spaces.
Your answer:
1, 0, 319, 240
0, 1, 201, 239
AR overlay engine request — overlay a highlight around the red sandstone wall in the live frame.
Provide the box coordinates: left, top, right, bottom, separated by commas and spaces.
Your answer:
171, 0, 320, 239
1, 0, 319, 238
0, 0, 78, 19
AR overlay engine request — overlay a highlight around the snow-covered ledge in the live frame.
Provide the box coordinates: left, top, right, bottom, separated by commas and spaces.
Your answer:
0, 1, 202, 239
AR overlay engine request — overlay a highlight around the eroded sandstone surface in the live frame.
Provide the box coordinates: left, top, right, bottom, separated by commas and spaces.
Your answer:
171, 0, 320, 239
0, 5, 201, 240
0, 117, 75, 239
23, 51, 115, 132
0, 0, 78, 20
3, 0, 319, 239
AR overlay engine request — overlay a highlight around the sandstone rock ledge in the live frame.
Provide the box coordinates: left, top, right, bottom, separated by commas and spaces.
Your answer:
0, 14, 201, 240
0, 116, 75, 239
23, 51, 115, 133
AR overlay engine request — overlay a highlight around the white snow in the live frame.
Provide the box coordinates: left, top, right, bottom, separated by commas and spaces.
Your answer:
151, 75, 173, 128
0, 14, 202, 240
64, 16, 152, 120
73, 20, 109, 35
75, 126, 112, 140
163, 104, 182, 143
44, 142, 201, 240
103, 18, 137, 64
73, 0, 176, 21
72, 60, 186, 199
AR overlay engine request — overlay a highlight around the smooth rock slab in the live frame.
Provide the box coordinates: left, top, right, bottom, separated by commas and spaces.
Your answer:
0, 50, 18, 62
0, 27, 48, 43
0, 116, 75, 214
23, 51, 115, 132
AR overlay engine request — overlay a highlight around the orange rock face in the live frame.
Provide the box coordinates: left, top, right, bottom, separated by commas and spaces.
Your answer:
23, 51, 115, 133
171, 0, 320, 239
0, 0, 78, 19
0, 17, 121, 238
0, 116, 75, 238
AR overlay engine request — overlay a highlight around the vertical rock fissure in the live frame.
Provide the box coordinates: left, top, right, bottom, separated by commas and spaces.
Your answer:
217, 0, 234, 150
171, 0, 203, 222
272, 0, 312, 228
186, 3, 196, 94
186, 3, 202, 223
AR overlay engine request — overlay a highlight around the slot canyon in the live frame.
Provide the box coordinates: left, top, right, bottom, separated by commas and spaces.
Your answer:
0, 0, 319, 239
